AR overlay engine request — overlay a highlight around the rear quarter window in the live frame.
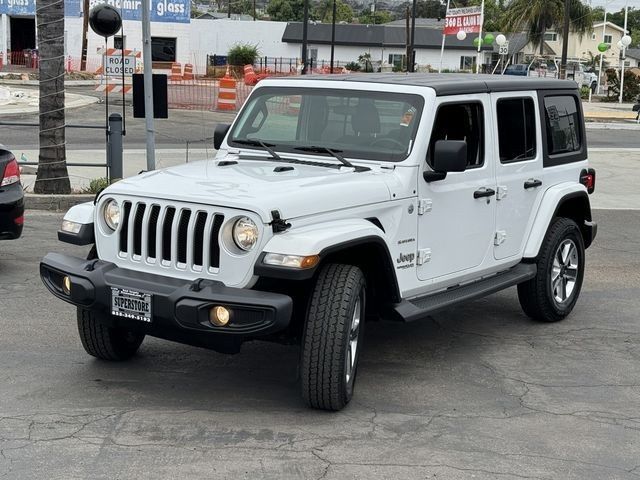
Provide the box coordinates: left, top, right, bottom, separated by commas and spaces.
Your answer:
539, 92, 586, 167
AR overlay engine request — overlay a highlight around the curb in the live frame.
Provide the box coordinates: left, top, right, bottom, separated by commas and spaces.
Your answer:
586, 122, 640, 130
0, 79, 100, 86
25, 194, 94, 212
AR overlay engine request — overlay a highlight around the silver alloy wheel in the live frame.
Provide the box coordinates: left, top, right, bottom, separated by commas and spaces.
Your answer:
345, 294, 362, 385
551, 239, 579, 304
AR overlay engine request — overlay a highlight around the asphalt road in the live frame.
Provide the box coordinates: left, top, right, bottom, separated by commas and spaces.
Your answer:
1, 93, 639, 150
1, 209, 639, 479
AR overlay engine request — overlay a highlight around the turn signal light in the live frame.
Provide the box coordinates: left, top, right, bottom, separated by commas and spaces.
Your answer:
209, 306, 231, 326
580, 169, 596, 194
62, 276, 72, 295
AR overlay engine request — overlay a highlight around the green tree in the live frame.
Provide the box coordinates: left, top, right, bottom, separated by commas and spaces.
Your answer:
267, 0, 305, 21
415, 0, 446, 19
358, 9, 392, 24
313, 0, 354, 23
503, 0, 594, 54
35, 0, 70, 194
358, 52, 373, 72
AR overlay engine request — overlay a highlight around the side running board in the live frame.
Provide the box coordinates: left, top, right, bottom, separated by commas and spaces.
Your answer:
391, 263, 537, 322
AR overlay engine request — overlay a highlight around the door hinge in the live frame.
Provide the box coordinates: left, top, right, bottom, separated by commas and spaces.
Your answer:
417, 199, 432, 215
417, 248, 432, 265
494, 230, 507, 246
496, 186, 508, 200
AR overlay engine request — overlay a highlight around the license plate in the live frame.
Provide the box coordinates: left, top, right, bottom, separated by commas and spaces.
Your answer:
111, 287, 152, 323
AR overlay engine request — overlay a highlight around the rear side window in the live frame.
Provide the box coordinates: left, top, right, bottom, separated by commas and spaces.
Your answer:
543, 96, 582, 155
497, 98, 536, 162
429, 102, 484, 168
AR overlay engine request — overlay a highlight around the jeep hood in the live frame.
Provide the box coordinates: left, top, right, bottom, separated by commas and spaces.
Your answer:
105, 157, 394, 222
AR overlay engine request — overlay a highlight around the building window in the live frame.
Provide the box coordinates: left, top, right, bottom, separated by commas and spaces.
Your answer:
388, 53, 406, 69
604, 34, 613, 44
543, 32, 558, 42
497, 98, 536, 162
151, 37, 177, 62
459, 56, 476, 71
114, 36, 126, 50
544, 96, 581, 155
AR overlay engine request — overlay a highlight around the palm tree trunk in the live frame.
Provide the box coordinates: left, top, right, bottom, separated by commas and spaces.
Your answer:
539, 16, 545, 56
35, 0, 71, 194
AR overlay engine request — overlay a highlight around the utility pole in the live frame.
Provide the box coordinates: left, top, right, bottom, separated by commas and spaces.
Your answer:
619, 1, 629, 104
409, 0, 417, 72
253, 0, 256, 20
141, 0, 156, 170
596, 10, 607, 95
405, 6, 410, 72
559, 0, 571, 79
228, 0, 231, 18
330, 0, 336, 73
301, 0, 309, 74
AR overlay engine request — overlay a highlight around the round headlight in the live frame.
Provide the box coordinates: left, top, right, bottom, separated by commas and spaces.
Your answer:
103, 199, 120, 231
232, 217, 259, 251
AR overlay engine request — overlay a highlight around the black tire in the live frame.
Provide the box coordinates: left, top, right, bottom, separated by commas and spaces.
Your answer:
301, 263, 366, 411
77, 245, 144, 361
518, 217, 585, 322
77, 308, 145, 361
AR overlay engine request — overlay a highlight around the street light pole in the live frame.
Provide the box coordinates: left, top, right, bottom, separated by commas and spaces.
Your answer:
619, 1, 629, 104
301, 0, 309, 74
141, 0, 156, 170
596, 10, 607, 95
559, 0, 571, 79
330, 0, 336, 73
409, 0, 417, 72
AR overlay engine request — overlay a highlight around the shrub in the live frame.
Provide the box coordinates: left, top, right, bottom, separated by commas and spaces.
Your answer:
604, 68, 640, 102
82, 177, 114, 194
345, 61, 361, 71
227, 43, 259, 66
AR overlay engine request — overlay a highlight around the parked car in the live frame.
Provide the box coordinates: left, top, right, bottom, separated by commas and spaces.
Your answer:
504, 64, 529, 76
0, 144, 24, 240
41, 74, 597, 411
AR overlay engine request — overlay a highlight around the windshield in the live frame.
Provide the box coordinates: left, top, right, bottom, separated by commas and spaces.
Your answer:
228, 87, 424, 162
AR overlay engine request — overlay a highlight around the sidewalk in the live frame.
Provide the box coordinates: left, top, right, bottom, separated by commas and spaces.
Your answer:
582, 100, 639, 122
0, 86, 99, 116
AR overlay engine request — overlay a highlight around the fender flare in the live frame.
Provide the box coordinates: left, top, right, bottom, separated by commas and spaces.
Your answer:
58, 202, 95, 246
523, 184, 591, 259
254, 219, 399, 300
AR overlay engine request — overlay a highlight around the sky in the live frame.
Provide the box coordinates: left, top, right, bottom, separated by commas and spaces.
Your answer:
588, 0, 638, 12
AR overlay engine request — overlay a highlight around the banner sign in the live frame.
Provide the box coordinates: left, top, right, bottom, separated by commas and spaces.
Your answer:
0, 0, 190, 23
443, 6, 483, 35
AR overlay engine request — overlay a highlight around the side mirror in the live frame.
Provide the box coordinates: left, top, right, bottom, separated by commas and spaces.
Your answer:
424, 140, 467, 182
214, 123, 231, 150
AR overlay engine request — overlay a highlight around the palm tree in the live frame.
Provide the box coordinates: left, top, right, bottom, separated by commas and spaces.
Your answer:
503, 0, 593, 55
35, 0, 71, 194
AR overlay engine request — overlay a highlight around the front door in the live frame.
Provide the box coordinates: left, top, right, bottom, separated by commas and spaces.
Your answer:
417, 95, 496, 283
492, 92, 545, 260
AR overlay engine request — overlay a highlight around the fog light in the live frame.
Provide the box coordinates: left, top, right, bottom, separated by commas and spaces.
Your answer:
62, 275, 72, 295
209, 306, 231, 326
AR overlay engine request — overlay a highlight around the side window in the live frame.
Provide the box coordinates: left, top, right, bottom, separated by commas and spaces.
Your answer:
543, 95, 582, 155
429, 102, 484, 168
496, 97, 536, 162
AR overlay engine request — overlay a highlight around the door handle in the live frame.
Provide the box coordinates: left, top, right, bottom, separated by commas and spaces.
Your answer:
524, 179, 542, 189
473, 187, 496, 199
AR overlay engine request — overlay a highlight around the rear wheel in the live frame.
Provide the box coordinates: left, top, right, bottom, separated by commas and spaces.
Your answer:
301, 264, 366, 411
518, 217, 585, 322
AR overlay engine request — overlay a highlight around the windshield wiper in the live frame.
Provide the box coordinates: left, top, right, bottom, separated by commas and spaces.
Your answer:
233, 139, 282, 160
294, 146, 355, 169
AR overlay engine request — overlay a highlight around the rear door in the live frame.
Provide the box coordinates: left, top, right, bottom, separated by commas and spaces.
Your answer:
492, 92, 545, 260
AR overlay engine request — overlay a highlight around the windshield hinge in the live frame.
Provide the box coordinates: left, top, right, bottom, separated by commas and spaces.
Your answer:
270, 210, 291, 234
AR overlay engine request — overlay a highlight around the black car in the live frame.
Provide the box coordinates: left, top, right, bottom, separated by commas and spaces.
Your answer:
0, 144, 24, 240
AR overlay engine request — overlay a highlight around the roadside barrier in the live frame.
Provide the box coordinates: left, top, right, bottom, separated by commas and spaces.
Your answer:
170, 63, 183, 82
217, 66, 237, 111
183, 63, 194, 80
243, 64, 269, 86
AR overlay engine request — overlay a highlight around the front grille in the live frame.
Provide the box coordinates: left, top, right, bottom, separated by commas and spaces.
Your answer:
118, 201, 225, 271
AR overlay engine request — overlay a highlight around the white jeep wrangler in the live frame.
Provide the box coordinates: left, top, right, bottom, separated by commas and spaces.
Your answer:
41, 74, 597, 411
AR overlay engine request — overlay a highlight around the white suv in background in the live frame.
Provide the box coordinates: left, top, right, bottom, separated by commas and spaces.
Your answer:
41, 74, 597, 411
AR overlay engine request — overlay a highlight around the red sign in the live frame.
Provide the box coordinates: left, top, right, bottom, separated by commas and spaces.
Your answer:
443, 6, 483, 35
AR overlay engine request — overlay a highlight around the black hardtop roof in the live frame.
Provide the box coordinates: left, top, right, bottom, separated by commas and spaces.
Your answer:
273, 73, 579, 96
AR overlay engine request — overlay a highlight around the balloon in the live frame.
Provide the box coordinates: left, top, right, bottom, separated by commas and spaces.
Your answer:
597, 42, 609, 53
496, 34, 507, 46
621, 35, 632, 47
484, 33, 495, 45
456, 30, 467, 41
473, 37, 482, 47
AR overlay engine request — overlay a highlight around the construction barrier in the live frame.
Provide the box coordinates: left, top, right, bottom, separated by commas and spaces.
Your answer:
243, 64, 269, 86
183, 63, 194, 80
217, 66, 237, 111
170, 62, 183, 82
95, 84, 133, 94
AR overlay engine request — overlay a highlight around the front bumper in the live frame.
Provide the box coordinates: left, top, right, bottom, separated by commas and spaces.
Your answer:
0, 183, 24, 240
40, 253, 293, 345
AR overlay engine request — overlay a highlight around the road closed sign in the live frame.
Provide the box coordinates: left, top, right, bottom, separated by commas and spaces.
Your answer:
105, 55, 136, 77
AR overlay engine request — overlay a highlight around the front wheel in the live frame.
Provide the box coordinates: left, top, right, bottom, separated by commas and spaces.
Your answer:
301, 264, 366, 411
518, 217, 585, 322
